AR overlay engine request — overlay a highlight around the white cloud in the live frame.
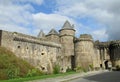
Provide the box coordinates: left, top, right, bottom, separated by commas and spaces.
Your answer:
92, 29, 108, 41
0, 0, 74, 36
0, 0, 43, 36
0, 24, 30, 35
19, 0, 44, 5
55, 0, 120, 41
32, 13, 74, 34
0, 0, 120, 41
0, 0, 44, 5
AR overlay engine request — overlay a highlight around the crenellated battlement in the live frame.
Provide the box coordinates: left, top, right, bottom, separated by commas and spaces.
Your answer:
95, 41, 110, 48
75, 34, 93, 42
110, 40, 120, 48
13, 37, 61, 48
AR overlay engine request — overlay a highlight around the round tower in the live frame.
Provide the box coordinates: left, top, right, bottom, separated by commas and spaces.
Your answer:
46, 28, 59, 43
59, 20, 75, 72
75, 34, 94, 70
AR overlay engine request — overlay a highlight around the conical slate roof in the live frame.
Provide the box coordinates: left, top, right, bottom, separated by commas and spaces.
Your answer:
62, 20, 74, 29
48, 28, 58, 35
37, 30, 45, 38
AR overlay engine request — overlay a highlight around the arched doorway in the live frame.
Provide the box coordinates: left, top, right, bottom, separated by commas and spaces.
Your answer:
104, 60, 108, 69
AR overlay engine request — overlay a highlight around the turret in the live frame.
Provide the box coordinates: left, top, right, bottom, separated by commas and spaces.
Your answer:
59, 20, 75, 37
59, 20, 75, 72
75, 34, 94, 70
37, 30, 45, 38
46, 28, 59, 43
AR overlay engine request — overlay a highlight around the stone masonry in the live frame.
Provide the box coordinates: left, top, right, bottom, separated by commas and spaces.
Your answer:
0, 21, 120, 73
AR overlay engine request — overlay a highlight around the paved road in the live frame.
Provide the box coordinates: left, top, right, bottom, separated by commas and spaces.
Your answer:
68, 71, 120, 82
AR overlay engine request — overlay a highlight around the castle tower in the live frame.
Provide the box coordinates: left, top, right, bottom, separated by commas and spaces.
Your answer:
75, 34, 94, 70
59, 20, 75, 72
46, 28, 59, 43
37, 30, 45, 38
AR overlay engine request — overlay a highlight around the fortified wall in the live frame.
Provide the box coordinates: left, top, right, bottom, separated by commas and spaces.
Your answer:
0, 30, 61, 73
0, 21, 120, 73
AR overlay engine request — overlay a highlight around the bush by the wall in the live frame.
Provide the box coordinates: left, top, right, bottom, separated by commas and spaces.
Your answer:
53, 64, 60, 74
74, 66, 83, 72
89, 64, 94, 71
27, 68, 44, 77
66, 67, 73, 72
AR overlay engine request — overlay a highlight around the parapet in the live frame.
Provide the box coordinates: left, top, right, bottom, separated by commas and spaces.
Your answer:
13, 33, 61, 48
80, 34, 93, 39
75, 34, 93, 42
95, 41, 110, 48
110, 40, 120, 48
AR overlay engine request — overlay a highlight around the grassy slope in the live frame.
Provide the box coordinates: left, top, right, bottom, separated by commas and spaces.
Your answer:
0, 47, 35, 80
0, 47, 77, 82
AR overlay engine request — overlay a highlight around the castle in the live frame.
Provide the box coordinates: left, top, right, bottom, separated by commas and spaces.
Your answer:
0, 21, 120, 73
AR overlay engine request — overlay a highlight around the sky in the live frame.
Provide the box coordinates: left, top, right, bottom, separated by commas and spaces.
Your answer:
0, 0, 120, 41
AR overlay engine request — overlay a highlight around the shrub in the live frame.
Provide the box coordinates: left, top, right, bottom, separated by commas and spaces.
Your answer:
6, 65, 20, 79
82, 68, 88, 72
66, 67, 73, 72
26, 68, 44, 77
75, 66, 89, 72
53, 64, 60, 74
89, 64, 94, 71
75, 66, 83, 72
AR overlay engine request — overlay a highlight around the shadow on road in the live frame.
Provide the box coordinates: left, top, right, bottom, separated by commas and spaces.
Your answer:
84, 71, 120, 82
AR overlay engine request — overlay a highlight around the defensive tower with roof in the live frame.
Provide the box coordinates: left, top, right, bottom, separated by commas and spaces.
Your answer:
59, 20, 75, 72
37, 30, 45, 38
46, 28, 59, 43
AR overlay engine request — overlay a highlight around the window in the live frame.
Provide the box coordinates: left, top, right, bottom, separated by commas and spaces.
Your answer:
41, 53, 45, 55
41, 67, 45, 70
18, 46, 20, 48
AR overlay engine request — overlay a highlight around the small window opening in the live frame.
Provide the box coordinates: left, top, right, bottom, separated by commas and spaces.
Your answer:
61, 68, 63, 71
41, 67, 45, 70
18, 46, 20, 48
41, 53, 45, 55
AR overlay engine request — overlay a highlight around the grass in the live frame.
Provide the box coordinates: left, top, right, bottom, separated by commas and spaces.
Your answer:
0, 47, 42, 80
0, 71, 76, 82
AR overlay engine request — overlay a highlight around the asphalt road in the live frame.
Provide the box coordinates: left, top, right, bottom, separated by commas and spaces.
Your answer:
68, 71, 120, 82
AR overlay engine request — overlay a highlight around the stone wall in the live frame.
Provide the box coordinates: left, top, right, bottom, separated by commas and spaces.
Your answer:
0, 30, 62, 73
92, 47, 101, 69
0, 30, 15, 50
110, 41, 120, 67
95, 41, 111, 69
46, 34, 60, 43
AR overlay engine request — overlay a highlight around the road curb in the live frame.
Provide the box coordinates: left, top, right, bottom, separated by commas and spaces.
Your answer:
59, 70, 109, 82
